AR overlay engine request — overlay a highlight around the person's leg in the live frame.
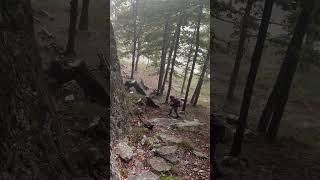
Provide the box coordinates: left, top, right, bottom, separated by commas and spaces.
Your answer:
174, 107, 179, 118
168, 107, 173, 116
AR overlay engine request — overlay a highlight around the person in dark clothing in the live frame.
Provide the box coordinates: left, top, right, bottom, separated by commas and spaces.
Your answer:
211, 114, 225, 178
168, 96, 181, 118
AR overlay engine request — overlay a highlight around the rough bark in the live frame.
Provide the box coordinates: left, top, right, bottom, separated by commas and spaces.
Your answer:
130, 0, 139, 79
157, 17, 170, 94
165, 15, 183, 103
191, 53, 209, 106
160, 33, 176, 95
79, 0, 90, 30
65, 0, 78, 55
0, 1, 69, 179
181, 29, 197, 95
230, 0, 275, 157
226, 0, 255, 100
265, 0, 314, 142
182, 0, 204, 111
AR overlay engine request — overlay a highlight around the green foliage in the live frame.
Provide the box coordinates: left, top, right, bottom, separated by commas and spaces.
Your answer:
178, 140, 195, 152
160, 173, 175, 180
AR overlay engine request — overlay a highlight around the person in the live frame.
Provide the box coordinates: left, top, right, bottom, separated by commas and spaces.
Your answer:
168, 96, 181, 118
211, 114, 225, 178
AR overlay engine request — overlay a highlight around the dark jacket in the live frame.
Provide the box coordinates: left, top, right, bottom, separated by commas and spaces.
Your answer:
170, 98, 181, 108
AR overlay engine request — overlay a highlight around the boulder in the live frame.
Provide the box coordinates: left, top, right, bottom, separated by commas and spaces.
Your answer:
158, 133, 182, 144
148, 157, 171, 172
155, 145, 179, 164
174, 119, 204, 129
115, 142, 133, 162
193, 150, 208, 159
127, 171, 159, 180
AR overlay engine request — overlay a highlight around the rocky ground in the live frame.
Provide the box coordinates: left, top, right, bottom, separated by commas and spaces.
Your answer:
112, 65, 210, 179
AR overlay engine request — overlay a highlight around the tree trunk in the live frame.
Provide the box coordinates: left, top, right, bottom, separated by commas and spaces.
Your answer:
181, 30, 197, 95
165, 15, 183, 103
265, 0, 314, 143
135, 39, 141, 72
157, 17, 170, 94
191, 53, 209, 106
65, 0, 79, 55
230, 0, 275, 157
79, 0, 90, 30
0, 1, 69, 179
226, 0, 255, 100
182, 0, 204, 111
160, 32, 176, 95
130, 0, 139, 79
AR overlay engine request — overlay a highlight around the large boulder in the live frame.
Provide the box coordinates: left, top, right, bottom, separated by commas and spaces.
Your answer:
148, 157, 171, 172
115, 141, 133, 162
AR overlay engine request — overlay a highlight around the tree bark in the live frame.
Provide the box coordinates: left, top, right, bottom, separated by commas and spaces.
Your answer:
182, 0, 204, 111
230, 0, 275, 157
65, 0, 79, 55
135, 38, 141, 72
165, 15, 183, 103
79, 0, 90, 30
181, 30, 197, 95
191, 53, 209, 106
226, 0, 255, 100
265, 0, 314, 143
160, 32, 176, 95
157, 17, 170, 94
0, 0, 69, 179
130, 0, 139, 79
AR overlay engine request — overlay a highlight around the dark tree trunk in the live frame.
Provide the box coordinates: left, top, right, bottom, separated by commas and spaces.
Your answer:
160, 33, 176, 95
191, 53, 209, 106
182, 0, 204, 111
157, 17, 170, 94
0, 1, 69, 179
79, 0, 90, 30
265, 1, 314, 143
226, 0, 255, 100
131, 0, 139, 79
165, 15, 183, 103
181, 30, 196, 95
65, 0, 79, 55
230, 0, 275, 157
257, 87, 276, 132
135, 39, 141, 72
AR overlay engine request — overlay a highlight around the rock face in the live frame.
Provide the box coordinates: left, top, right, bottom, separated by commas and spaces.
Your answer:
193, 150, 208, 159
115, 142, 133, 162
158, 133, 182, 144
148, 157, 171, 172
109, 22, 130, 179
174, 119, 204, 129
127, 171, 159, 180
155, 146, 179, 164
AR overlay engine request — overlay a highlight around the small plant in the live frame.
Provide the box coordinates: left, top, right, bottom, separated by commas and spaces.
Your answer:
178, 140, 195, 152
160, 173, 175, 180
131, 127, 148, 138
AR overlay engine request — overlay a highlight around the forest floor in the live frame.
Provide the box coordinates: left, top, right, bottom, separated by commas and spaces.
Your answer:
112, 63, 210, 179
213, 53, 320, 180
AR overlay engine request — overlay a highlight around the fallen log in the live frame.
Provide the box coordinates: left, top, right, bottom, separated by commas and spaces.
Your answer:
124, 80, 147, 96
46, 59, 110, 106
